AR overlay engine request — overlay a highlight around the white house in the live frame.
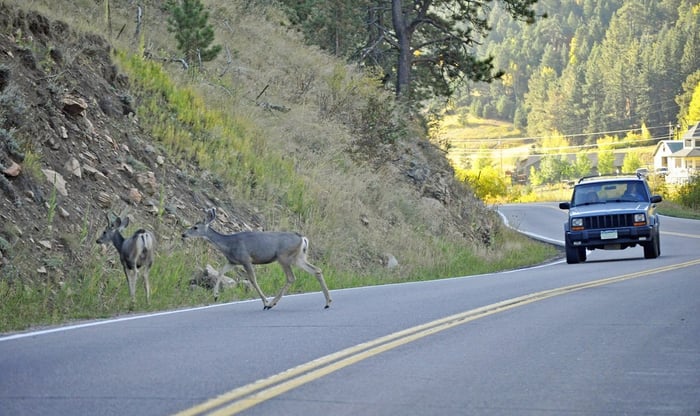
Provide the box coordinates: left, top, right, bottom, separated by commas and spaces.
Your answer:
652, 122, 700, 184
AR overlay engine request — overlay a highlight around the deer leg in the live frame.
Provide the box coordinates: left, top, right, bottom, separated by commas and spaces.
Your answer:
213, 263, 234, 301
123, 265, 137, 308
242, 263, 270, 309
267, 264, 296, 309
143, 267, 151, 304
296, 259, 332, 309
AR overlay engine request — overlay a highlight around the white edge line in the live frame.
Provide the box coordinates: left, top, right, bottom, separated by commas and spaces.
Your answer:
0, 300, 257, 343
497, 208, 565, 247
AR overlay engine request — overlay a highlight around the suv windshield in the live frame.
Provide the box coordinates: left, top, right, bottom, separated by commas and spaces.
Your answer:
572, 180, 648, 207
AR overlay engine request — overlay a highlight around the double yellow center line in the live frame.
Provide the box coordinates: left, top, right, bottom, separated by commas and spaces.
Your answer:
174, 258, 700, 416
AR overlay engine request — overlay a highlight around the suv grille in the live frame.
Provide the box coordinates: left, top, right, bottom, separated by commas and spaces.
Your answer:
583, 214, 636, 229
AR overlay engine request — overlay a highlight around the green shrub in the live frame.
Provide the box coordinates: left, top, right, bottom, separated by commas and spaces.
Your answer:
675, 176, 700, 210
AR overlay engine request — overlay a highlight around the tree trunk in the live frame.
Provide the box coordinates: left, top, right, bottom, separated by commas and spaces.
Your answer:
391, 0, 411, 99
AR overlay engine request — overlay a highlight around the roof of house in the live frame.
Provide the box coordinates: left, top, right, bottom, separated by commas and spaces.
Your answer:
654, 140, 685, 154
682, 122, 700, 140
653, 122, 700, 157
673, 147, 700, 157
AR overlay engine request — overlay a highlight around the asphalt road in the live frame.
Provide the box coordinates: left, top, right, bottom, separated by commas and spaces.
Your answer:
1, 203, 699, 415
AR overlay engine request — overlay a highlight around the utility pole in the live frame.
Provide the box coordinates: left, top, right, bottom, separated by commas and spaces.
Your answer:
498, 139, 503, 177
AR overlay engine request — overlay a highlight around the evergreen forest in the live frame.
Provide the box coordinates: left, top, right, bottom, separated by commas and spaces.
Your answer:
281, 0, 700, 142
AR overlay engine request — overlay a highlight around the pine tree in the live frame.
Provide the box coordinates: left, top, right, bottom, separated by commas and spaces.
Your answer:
166, 0, 222, 69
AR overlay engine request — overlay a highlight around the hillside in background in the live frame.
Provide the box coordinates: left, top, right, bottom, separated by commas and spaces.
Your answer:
272, 0, 699, 141
466, 0, 700, 139
0, 1, 557, 331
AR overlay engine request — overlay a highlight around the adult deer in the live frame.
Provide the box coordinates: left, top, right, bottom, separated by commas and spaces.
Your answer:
96, 214, 156, 306
182, 208, 332, 310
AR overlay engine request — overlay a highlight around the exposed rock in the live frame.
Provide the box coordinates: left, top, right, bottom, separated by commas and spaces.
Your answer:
46, 136, 60, 150
82, 164, 107, 180
118, 163, 133, 175
62, 94, 87, 116
360, 214, 369, 226
406, 161, 429, 183
136, 171, 158, 195
64, 157, 81, 178
41, 169, 68, 196
96, 191, 115, 208
190, 264, 240, 291
384, 253, 399, 269
127, 187, 142, 204
2, 160, 21, 176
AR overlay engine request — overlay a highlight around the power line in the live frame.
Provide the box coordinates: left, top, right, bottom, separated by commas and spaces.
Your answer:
447, 133, 670, 155
446, 123, 671, 144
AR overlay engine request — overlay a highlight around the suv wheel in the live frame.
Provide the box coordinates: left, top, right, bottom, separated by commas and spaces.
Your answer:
565, 242, 586, 264
643, 231, 660, 259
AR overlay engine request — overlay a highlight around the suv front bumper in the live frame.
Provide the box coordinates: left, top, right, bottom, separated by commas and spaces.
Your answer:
566, 225, 656, 249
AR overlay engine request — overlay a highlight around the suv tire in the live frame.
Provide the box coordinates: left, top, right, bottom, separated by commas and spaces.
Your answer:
643, 231, 660, 259
565, 242, 586, 264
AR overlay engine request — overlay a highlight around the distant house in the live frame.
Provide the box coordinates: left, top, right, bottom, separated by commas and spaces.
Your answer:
652, 122, 700, 184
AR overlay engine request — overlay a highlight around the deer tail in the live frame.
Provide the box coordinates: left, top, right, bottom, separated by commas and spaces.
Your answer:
301, 236, 309, 255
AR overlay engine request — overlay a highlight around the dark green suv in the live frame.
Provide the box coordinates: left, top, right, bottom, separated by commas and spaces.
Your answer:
558, 175, 663, 264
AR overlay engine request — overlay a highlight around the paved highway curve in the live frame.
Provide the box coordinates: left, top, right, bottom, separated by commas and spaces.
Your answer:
1, 203, 699, 415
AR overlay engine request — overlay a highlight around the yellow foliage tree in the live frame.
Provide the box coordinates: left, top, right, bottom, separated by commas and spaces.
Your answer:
541, 131, 570, 154
687, 81, 700, 124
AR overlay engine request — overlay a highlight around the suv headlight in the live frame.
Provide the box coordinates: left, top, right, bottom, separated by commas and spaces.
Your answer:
633, 213, 647, 225
571, 218, 584, 230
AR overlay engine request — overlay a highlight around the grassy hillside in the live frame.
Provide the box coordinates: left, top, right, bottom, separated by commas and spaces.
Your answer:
0, 0, 558, 332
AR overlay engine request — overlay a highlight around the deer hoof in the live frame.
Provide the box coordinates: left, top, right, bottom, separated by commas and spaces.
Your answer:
263, 305, 272, 310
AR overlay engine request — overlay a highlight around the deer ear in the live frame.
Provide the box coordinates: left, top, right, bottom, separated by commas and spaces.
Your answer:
206, 208, 216, 224
120, 216, 130, 229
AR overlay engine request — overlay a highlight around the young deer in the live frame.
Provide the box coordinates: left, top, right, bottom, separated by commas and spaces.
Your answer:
182, 208, 332, 310
96, 214, 156, 306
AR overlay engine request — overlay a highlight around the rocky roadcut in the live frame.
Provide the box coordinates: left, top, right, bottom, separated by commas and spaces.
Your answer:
0, 4, 220, 276
0, 2, 500, 303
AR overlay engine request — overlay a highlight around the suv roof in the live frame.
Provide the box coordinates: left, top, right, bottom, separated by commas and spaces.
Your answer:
577, 173, 645, 183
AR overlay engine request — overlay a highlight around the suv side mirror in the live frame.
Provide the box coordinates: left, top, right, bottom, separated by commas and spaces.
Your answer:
559, 202, 571, 210
650, 195, 662, 203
